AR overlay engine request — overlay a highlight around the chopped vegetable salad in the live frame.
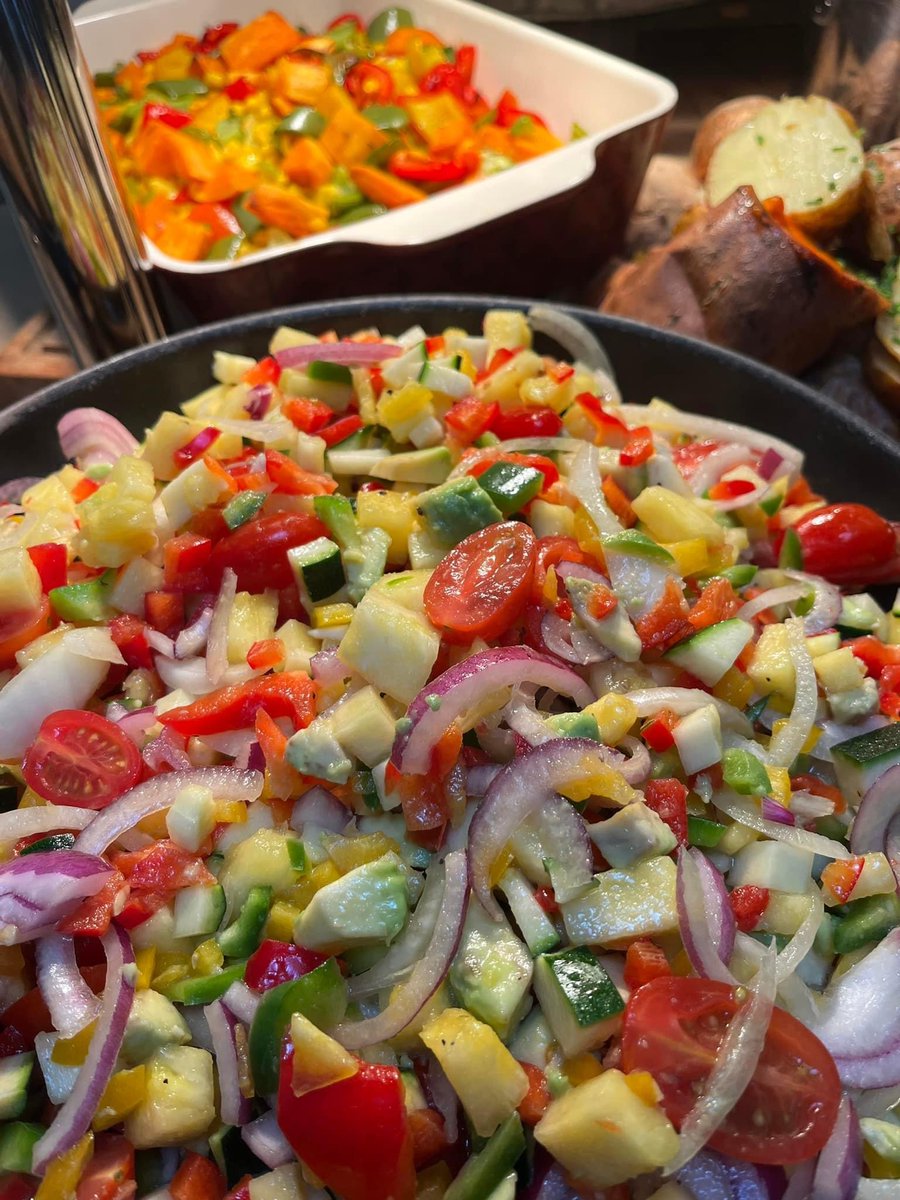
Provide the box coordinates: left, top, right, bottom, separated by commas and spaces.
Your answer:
1, 307, 900, 1198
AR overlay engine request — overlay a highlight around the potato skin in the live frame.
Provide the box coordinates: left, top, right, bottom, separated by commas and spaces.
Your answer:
863, 142, 900, 262
601, 186, 886, 375
690, 96, 771, 182
865, 338, 900, 409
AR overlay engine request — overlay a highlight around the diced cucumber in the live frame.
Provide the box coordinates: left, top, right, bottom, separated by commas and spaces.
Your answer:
381, 342, 427, 390
497, 869, 560, 955
345, 526, 391, 605
665, 619, 754, 687
533, 947, 624, 1057
832, 723, 900, 805
444, 1114, 525, 1200
369, 446, 452, 484
417, 361, 473, 399
173, 884, 226, 939
0, 1053, 33, 1120
217, 885, 272, 959
288, 536, 345, 604
313, 493, 360, 552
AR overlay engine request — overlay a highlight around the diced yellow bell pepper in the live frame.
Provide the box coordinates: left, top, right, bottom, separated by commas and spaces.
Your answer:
282, 861, 341, 910
662, 539, 710, 577
559, 760, 639, 807
313, 603, 354, 630
265, 900, 303, 942
94, 1065, 147, 1131
563, 1052, 603, 1086
406, 93, 472, 154
289, 1012, 358, 1096
325, 831, 399, 873
712, 667, 753, 709
134, 947, 156, 991
52, 1020, 97, 1067
192, 939, 225, 976
356, 490, 415, 566
767, 766, 792, 806
35, 1133, 94, 1199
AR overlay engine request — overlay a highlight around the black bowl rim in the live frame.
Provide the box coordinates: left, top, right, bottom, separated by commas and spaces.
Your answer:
3, 294, 897, 468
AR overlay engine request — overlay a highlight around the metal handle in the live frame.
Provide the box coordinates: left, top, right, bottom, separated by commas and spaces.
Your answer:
0, 0, 166, 367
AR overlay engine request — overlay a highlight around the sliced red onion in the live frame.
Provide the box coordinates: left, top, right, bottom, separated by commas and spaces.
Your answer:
146, 629, 175, 659
469, 737, 624, 919
35, 935, 101, 1038
677, 846, 737, 984
626, 687, 753, 735
175, 601, 214, 659
678, 1151, 755, 1200
783, 1161, 815, 1200
540, 611, 610, 665
767, 620, 818, 771
617, 404, 803, 469
617, 735, 652, 786
241, 1111, 294, 1169
0, 478, 41, 504
392, 647, 593, 776
567, 442, 624, 537
0, 806, 95, 844
557, 559, 610, 587
425, 1053, 459, 1145
760, 797, 795, 826
57, 407, 138, 468
738, 585, 809, 624
666, 946, 776, 1173
808, 1094, 861, 1200
850, 762, 900, 860
274, 340, 403, 369
758, 449, 785, 481
715, 794, 850, 860
207, 567, 237, 688
465, 763, 501, 798
32, 923, 134, 1173
0, 851, 115, 944
783, 570, 843, 636
143, 727, 191, 773
205, 1000, 251, 1126
290, 786, 350, 836
75, 766, 263, 856
113, 706, 158, 746
222, 980, 260, 1025
347, 863, 445, 998
335, 850, 468, 1049
245, 383, 273, 419
688, 444, 757, 496
790, 790, 836, 822
310, 646, 349, 688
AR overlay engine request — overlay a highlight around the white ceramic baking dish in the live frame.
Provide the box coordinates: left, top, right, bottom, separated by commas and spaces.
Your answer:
75, 0, 676, 325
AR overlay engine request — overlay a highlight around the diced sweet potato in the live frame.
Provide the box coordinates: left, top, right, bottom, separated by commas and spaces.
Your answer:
247, 184, 329, 238
220, 11, 302, 72
131, 123, 216, 182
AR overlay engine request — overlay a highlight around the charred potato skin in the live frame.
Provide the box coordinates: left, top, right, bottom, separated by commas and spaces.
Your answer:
690, 95, 772, 182
863, 142, 900, 262
601, 186, 886, 375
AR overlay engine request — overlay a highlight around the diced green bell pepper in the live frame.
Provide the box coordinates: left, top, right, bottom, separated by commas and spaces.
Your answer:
687, 815, 727, 849
217, 886, 272, 959
161, 960, 247, 1005
223, 490, 267, 530
233, 195, 263, 237
778, 527, 804, 570
476, 461, 545, 517
722, 748, 771, 796
361, 104, 409, 132
148, 78, 209, 100
307, 360, 353, 385
249, 958, 347, 1095
206, 235, 243, 262
833, 893, 900, 954
276, 106, 327, 138
700, 564, 758, 589
367, 6, 413, 41
335, 203, 388, 225
0, 1121, 44, 1173
445, 1114, 525, 1200
287, 839, 308, 872
49, 572, 114, 622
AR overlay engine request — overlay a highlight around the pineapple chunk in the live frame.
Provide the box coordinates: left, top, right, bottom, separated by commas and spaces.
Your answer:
631, 487, 725, 548
21, 473, 77, 516
377, 383, 435, 443
483, 309, 533, 358
213, 351, 256, 385
141, 411, 240, 481
277, 619, 319, 674
477, 350, 543, 408
159, 458, 233, 531
289, 1012, 358, 1096
268, 326, 318, 355
535, 1069, 679, 1188
124, 1045, 215, 1148
814, 647, 866, 695
370, 569, 432, 613
227, 591, 279, 665
419, 1008, 528, 1137
357, 490, 415, 566
529, 499, 576, 540
338, 589, 439, 704
747, 623, 795, 701
219, 829, 297, 917
0, 548, 42, 617
77, 456, 158, 568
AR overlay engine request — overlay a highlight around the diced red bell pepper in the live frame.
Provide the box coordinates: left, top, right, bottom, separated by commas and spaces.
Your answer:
108, 613, 153, 670
455, 44, 476, 85
586, 584, 618, 621
27, 542, 67, 593
624, 939, 671, 990
708, 477, 757, 502
847, 635, 900, 677
245, 940, 329, 992
642, 778, 688, 845
445, 396, 499, 444
534, 885, 558, 915
169, 1151, 226, 1200
821, 858, 865, 905
264, 449, 337, 496
419, 62, 477, 106
729, 884, 770, 932
464, 450, 559, 490
163, 533, 213, 592
688, 577, 741, 632
197, 22, 238, 52
602, 476, 636, 527
547, 361, 575, 384
174, 426, 221, 468
1, 964, 106, 1048
72, 476, 100, 503
635, 577, 693, 652
619, 426, 654, 467
641, 708, 679, 752
143, 102, 193, 130
479, 346, 519, 379
880, 663, 900, 718
117, 892, 166, 930
191, 203, 243, 241
489, 406, 562, 440
496, 89, 546, 130
328, 12, 364, 30
144, 590, 185, 638
224, 76, 256, 101
159, 671, 318, 736
242, 356, 281, 388
283, 396, 333, 434
389, 149, 478, 184
0, 1174, 38, 1200
574, 393, 630, 446
278, 1048, 416, 1200
246, 637, 284, 670
516, 1063, 551, 1126
320, 414, 363, 448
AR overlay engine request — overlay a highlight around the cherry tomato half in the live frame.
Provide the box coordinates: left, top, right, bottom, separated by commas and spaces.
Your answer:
620, 976, 841, 1164
424, 521, 536, 644
791, 502, 899, 585
0, 596, 53, 669
206, 511, 328, 592
23, 710, 142, 810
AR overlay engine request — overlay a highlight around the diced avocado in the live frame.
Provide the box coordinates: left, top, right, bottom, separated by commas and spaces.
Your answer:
370, 446, 452, 485
839, 593, 886, 636
172, 883, 225, 939
288, 536, 345, 606
0, 1053, 33, 1120
218, 829, 297, 919
566, 576, 642, 663
588, 803, 677, 869
217, 885, 272, 959
286, 718, 352, 784
829, 679, 879, 723
832, 723, 900, 806
545, 711, 600, 741
603, 529, 675, 562
561, 857, 678, 946
444, 1114, 526, 1200
507, 1009, 554, 1068
722, 747, 771, 796
124, 1045, 215, 1148
534, 1069, 679, 1188
330, 685, 396, 767
293, 853, 409, 952
129, 905, 195, 957
416, 476, 502, 545
833, 893, 900, 954
533, 947, 624, 1057
0, 1121, 44, 1173
120, 989, 191, 1066
450, 901, 534, 1039
338, 588, 439, 704
665, 619, 754, 687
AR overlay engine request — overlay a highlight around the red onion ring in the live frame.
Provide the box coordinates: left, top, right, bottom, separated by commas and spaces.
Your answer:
32, 923, 134, 1173
677, 1150, 768, 1200
335, 850, 468, 1049
758, 448, 785, 481
113, 706, 158, 746
0, 851, 115, 944
205, 1000, 251, 1126
175, 601, 214, 659
74, 767, 263, 857
275, 340, 404, 369
539, 611, 610, 665
888, 814, 900, 889
241, 1111, 294, 1169
469, 737, 619, 919
465, 763, 501, 797
850, 762, 900, 861
738, 585, 809, 624
57, 407, 138, 468
0, 478, 41, 504
808, 1094, 861, 1200
35, 935, 101, 1038
535, 794, 594, 903
0, 806, 95, 844
245, 382, 274, 419
142, 727, 191, 773
617, 735, 651, 786
760, 797, 795, 826
392, 647, 594, 776
311, 646, 349, 688
290, 786, 351, 836
676, 846, 737, 984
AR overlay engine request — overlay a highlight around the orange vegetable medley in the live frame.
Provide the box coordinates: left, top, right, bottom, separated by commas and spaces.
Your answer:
93, 7, 576, 262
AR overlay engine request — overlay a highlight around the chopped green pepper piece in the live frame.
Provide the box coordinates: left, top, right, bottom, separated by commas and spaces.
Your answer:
476, 461, 545, 516
474, 431, 501, 448
19, 832, 76, 856
722, 748, 771, 796
216, 116, 242, 143
148, 78, 209, 100
223, 490, 267, 530
206, 235, 243, 262
217, 886, 272, 959
778, 527, 804, 570
276, 106, 327, 138
233, 195, 263, 237
93, 70, 119, 88
287, 839, 309, 872
307, 360, 353, 385
49, 573, 114, 622
699, 564, 758, 589
109, 102, 143, 134
335, 203, 388, 225
162, 960, 248, 1005
0, 1122, 45, 1174
445, 1114, 525, 1200
833, 893, 900, 954
367, 6, 413, 42
249, 959, 347, 1094
510, 115, 535, 137
815, 815, 847, 842
687, 815, 727, 848
571, 122, 588, 139
361, 104, 409, 132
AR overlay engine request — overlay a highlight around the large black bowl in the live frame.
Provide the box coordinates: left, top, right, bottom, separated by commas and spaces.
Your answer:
3, 296, 899, 516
